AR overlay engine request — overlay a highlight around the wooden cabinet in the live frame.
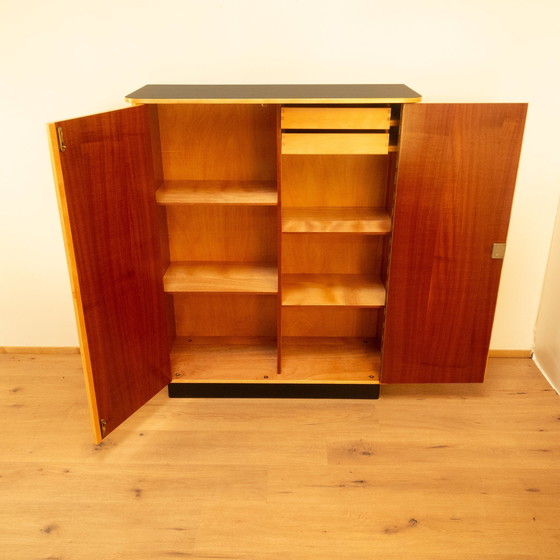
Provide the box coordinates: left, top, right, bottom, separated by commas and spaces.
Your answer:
48, 85, 527, 442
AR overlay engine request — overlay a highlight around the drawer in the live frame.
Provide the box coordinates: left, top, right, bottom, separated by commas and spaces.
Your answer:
282, 133, 389, 155
281, 107, 390, 130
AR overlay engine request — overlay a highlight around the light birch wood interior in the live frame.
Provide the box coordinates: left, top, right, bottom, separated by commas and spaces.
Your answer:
282, 132, 390, 155
163, 262, 278, 294
281, 155, 389, 207
172, 294, 277, 337
155, 103, 393, 383
156, 180, 277, 205
158, 104, 277, 180
3, 354, 559, 560
165, 205, 277, 262
282, 206, 391, 233
281, 307, 379, 337
282, 274, 386, 307
280, 106, 391, 130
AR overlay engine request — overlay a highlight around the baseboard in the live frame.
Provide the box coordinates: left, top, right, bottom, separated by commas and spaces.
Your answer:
0, 347, 532, 359
168, 382, 380, 399
0, 347, 80, 354
488, 349, 533, 358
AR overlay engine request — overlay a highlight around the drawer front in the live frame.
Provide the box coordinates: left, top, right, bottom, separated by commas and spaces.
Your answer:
281, 107, 390, 130
282, 133, 389, 155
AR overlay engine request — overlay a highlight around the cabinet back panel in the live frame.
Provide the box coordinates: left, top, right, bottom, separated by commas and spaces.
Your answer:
167, 206, 277, 262
282, 307, 378, 337
158, 104, 277, 181
282, 234, 382, 274
173, 294, 277, 336
281, 155, 388, 208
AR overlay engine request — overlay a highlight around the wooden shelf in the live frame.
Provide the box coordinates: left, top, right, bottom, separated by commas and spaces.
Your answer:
156, 180, 277, 205
171, 337, 277, 381
281, 337, 380, 383
164, 262, 278, 294
282, 274, 385, 307
282, 207, 391, 234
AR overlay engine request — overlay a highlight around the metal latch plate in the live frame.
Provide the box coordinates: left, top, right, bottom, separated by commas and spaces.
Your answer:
492, 243, 506, 259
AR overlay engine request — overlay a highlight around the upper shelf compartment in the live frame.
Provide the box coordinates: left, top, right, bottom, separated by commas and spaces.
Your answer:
281, 107, 391, 130
125, 84, 422, 105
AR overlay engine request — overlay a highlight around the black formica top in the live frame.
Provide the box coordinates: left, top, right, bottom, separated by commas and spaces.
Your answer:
125, 84, 421, 104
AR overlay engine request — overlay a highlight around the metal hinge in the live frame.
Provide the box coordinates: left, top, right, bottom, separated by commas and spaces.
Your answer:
57, 126, 66, 152
491, 243, 506, 259
100, 418, 107, 437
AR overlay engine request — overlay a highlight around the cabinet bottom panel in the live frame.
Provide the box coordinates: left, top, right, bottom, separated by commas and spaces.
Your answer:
169, 336, 380, 384
281, 337, 380, 383
171, 337, 277, 382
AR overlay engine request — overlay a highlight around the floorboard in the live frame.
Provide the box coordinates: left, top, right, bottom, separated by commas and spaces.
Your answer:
0, 355, 559, 559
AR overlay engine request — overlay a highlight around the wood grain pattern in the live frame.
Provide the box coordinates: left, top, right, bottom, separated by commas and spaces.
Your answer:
281, 307, 379, 337
171, 337, 277, 381
276, 106, 284, 373
156, 180, 277, 205
281, 155, 389, 208
488, 349, 533, 358
163, 262, 278, 294
281, 107, 391, 130
0, 347, 80, 354
2, 355, 560, 559
383, 103, 527, 383
48, 124, 101, 442
173, 293, 277, 337
282, 207, 391, 233
166, 205, 277, 263
282, 274, 385, 307
282, 132, 389, 155
49, 107, 171, 442
281, 337, 380, 382
282, 234, 383, 274
158, 104, 277, 181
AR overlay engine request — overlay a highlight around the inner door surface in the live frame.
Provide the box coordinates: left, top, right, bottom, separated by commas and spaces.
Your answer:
382, 103, 527, 383
49, 105, 170, 441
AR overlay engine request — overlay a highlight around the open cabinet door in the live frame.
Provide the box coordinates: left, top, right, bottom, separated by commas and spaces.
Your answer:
382, 104, 527, 383
49, 106, 171, 442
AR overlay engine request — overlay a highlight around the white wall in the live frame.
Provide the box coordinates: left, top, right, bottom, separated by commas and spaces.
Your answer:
1, 0, 559, 348
534, 199, 560, 393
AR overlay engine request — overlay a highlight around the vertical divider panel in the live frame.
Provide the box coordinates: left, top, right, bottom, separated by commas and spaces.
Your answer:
149, 105, 176, 349
276, 105, 283, 374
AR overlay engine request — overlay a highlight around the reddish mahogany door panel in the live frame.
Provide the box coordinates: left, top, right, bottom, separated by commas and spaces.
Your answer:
49, 106, 170, 441
382, 104, 527, 383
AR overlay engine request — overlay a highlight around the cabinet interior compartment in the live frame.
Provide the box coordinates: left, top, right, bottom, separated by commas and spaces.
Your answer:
152, 102, 397, 385
279, 109, 395, 384
154, 103, 280, 383
281, 307, 382, 382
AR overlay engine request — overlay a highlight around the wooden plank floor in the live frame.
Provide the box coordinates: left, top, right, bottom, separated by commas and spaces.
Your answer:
1, 355, 559, 559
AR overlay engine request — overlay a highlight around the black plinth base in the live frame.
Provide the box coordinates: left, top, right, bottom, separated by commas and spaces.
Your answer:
168, 382, 380, 399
